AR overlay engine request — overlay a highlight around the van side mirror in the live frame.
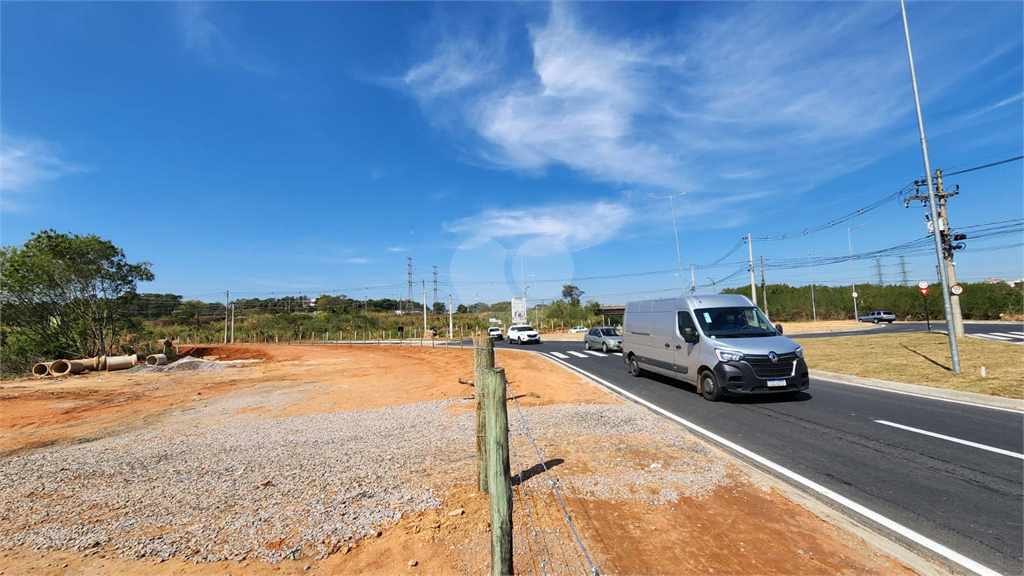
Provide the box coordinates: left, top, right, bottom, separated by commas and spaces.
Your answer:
775, 323, 783, 335
682, 326, 699, 344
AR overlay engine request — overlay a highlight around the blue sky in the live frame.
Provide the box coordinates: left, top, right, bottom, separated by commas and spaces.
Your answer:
2, 1, 1021, 307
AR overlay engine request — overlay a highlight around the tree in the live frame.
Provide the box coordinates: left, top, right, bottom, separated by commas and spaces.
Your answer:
562, 284, 584, 307
1, 230, 154, 359
432, 301, 447, 314
456, 304, 469, 314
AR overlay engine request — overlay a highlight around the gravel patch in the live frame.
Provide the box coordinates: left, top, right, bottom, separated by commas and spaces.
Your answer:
126, 356, 230, 374
1, 400, 730, 564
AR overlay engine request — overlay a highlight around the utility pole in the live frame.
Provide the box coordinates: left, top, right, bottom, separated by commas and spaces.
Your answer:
224, 290, 229, 344
904, 168, 965, 338
690, 264, 696, 295
230, 302, 235, 344
407, 257, 414, 314
433, 266, 438, 306
448, 294, 453, 338
848, 224, 866, 322
899, 256, 910, 286
901, 0, 961, 372
874, 257, 885, 286
708, 277, 717, 294
747, 234, 757, 306
422, 280, 428, 336
759, 256, 768, 318
808, 252, 818, 322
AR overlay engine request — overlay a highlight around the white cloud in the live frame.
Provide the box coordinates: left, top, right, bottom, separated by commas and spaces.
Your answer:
401, 2, 959, 196
387, 247, 406, 252
445, 200, 634, 250
177, 3, 275, 75
0, 132, 90, 211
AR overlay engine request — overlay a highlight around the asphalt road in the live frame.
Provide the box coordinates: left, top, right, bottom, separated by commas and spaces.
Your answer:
494, 337, 1024, 576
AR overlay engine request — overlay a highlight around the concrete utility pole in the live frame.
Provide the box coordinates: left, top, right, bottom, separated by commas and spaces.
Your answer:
708, 277, 717, 294
690, 264, 696, 295
848, 223, 866, 322
407, 257, 414, 313
747, 234, 757, 306
652, 192, 688, 295
901, 0, 962, 373
759, 256, 768, 318
448, 294, 453, 338
230, 303, 235, 344
904, 168, 965, 338
808, 251, 819, 322
224, 290, 229, 344
422, 280, 428, 335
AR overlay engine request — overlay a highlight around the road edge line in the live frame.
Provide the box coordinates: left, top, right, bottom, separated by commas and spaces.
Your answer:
537, 352, 1002, 576
810, 370, 1024, 413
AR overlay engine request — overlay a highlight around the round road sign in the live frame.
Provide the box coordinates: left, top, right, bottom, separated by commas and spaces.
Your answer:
917, 280, 929, 290
919, 286, 929, 296
852, 291, 859, 298
950, 284, 964, 295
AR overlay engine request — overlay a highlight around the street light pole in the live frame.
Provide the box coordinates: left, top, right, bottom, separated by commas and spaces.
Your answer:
651, 192, 688, 295
900, 0, 961, 373
848, 224, 866, 322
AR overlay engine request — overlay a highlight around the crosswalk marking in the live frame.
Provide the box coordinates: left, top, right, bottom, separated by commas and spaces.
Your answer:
993, 332, 1021, 338
550, 352, 570, 359
583, 350, 608, 357
974, 334, 1012, 341
567, 351, 589, 358
1009, 331, 1024, 336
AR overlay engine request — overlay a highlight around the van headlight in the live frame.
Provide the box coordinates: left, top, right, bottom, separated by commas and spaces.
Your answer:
715, 349, 744, 362
795, 346, 803, 358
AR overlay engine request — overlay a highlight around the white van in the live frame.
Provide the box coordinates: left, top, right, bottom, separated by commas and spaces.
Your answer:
622, 294, 808, 401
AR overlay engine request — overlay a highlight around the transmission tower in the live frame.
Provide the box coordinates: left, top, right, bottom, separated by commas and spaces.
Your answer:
874, 257, 885, 285
899, 256, 909, 286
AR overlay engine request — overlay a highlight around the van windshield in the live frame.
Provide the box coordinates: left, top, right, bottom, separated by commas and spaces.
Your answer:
694, 307, 777, 338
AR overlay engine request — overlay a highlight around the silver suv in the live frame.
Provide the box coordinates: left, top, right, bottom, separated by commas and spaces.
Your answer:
858, 310, 895, 324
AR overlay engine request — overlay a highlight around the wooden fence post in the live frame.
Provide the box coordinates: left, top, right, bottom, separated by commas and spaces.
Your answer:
482, 367, 513, 576
474, 336, 494, 493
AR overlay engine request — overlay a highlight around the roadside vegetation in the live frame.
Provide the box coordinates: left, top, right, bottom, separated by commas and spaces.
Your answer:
799, 332, 1023, 399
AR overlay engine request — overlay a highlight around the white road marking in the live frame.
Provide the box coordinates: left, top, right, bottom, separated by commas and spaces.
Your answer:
550, 352, 570, 359
993, 332, 1023, 339
538, 353, 1002, 576
1007, 331, 1024, 336
612, 352, 623, 356
814, 375, 1023, 414
874, 420, 1024, 460
583, 350, 608, 357
567, 351, 589, 358
971, 333, 1020, 343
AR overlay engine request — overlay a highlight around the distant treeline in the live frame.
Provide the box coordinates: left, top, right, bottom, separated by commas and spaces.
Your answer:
721, 282, 1023, 321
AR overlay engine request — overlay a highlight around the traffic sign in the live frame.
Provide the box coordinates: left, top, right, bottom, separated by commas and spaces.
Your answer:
919, 286, 929, 296
852, 291, 858, 298
950, 284, 964, 295
917, 280, 929, 290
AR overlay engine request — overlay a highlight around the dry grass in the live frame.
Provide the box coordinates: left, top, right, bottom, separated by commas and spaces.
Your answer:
799, 332, 1024, 399
778, 320, 875, 335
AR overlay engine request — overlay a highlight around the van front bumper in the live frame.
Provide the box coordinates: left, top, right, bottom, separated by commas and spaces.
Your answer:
713, 358, 809, 396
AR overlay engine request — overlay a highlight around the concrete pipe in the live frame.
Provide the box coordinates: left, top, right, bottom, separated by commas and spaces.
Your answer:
146, 354, 167, 366
79, 357, 101, 371
32, 362, 54, 377
50, 359, 72, 376
66, 360, 91, 375
105, 354, 137, 371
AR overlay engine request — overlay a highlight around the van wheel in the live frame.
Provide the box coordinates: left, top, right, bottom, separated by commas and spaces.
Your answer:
628, 357, 644, 377
602, 342, 609, 353
700, 370, 723, 402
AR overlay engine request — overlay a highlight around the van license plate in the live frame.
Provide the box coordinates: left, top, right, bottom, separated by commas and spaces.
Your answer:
767, 380, 786, 387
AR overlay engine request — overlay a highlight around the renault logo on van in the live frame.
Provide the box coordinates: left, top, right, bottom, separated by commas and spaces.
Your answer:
768, 351, 779, 364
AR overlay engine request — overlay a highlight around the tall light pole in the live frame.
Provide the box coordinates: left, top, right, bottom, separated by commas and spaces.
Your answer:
901, 0, 961, 373
652, 192, 688, 295
808, 251, 820, 322
847, 223, 866, 322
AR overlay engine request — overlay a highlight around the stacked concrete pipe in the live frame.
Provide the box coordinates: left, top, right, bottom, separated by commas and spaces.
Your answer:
32, 362, 54, 377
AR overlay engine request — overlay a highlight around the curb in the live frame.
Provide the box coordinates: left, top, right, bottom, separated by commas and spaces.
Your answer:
810, 369, 1024, 412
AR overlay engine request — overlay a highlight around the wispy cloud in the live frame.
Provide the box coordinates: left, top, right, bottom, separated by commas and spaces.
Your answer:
0, 132, 90, 211
387, 247, 406, 252
445, 201, 634, 251
401, 2, 971, 197
177, 3, 275, 75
